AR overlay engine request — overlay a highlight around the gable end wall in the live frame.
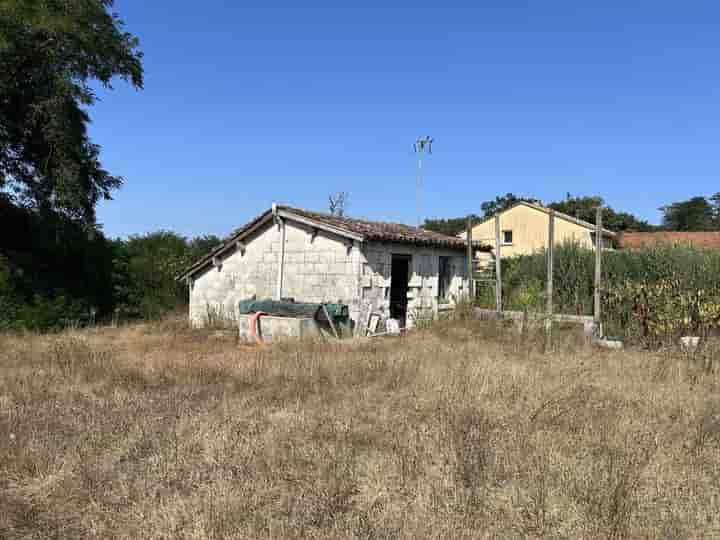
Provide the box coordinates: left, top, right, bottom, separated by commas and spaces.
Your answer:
188, 220, 361, 327
470, 205, 595, 257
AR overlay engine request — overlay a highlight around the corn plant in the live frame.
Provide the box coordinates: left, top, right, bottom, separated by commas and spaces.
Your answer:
498, 242, 720, 345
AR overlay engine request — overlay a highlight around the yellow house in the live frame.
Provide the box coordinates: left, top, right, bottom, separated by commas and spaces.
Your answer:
463, 201, 616, 258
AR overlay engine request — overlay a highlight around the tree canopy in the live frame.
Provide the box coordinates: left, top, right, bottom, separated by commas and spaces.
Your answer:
112, 232, 221, 320
548, 194, 655, 232
661, 195, 720, 231
0, 208, 222, 330
423, 193, 656, 236
422, 215, 481, 237
0, 0, 143, 223
480, 193, 541, 218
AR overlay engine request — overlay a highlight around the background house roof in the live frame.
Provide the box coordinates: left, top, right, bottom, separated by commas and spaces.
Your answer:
470, 201, 617, 237
178, 204, 488, 280
618, 231, 720, 249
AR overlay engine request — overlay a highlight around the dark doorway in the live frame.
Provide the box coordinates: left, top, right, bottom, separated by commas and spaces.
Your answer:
390, 254, 411, 327
438, 256, 451, 302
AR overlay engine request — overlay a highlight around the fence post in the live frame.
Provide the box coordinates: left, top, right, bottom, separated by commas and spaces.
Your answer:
545, 210, 555, 350
594, 206, 603, 336
466, 216, 474, 300
495, 215, 502, 314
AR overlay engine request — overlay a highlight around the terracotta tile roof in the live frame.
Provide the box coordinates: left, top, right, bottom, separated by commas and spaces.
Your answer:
177, 204, 486, 280
279, 205, 474, 248
618, 231, 720, 249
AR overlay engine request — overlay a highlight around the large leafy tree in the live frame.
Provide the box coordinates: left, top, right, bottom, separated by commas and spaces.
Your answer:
0, 192, 116, 330
112, 232, 222, 319
661, 196, 717, 231
480, 193, 541, 219
548, 194, 656, 232
422, 214, 481, 237
0, 0, 143, 223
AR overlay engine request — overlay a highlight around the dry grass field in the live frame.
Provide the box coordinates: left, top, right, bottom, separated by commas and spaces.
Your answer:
1, 319, 720, 539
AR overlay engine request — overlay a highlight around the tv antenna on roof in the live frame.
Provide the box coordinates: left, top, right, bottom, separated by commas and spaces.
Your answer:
414, 136, 433, 227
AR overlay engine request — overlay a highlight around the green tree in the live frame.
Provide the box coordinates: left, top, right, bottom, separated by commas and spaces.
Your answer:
549, 194, 655, 231
480, 193, 540, 218
661, 196, 716, 231
0, 193, 116, 330
113, 232, 189, 319
113, 232, 222, 320
422, 215, 481, 236
709, 192, 720, 224
0, 0, 143, 222
188, 235, 223, 262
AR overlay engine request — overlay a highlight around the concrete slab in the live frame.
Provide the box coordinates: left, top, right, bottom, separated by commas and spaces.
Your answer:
238, 314, 321, 343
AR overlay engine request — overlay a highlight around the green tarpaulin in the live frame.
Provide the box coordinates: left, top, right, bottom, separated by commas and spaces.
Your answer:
237, 299, 348, 322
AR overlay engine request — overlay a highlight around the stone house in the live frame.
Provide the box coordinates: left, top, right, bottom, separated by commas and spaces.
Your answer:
177, 204, 477, 332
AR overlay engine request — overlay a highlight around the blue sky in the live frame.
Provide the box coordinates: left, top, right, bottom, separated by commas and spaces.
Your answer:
91, 1, 720, 239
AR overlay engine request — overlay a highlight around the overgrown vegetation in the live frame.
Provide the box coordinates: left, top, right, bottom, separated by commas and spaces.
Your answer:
0, 0, 171, 330
477, 242, 720, 345
0, 199, 220, 331
1, 321, 718, 538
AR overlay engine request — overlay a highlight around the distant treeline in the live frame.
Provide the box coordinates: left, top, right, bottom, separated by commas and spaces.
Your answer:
0, 196, 220, 331
422, 193, 720, 237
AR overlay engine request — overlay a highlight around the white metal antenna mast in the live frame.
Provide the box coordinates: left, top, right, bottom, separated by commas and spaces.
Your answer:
414, 136, 433, 227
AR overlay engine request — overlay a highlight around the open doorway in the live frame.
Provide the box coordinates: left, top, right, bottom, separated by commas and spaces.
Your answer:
390, 254, 411, 327
438, 256, 451, 302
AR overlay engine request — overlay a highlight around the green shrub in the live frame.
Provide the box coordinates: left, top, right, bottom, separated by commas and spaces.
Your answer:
0, 259, 21, 330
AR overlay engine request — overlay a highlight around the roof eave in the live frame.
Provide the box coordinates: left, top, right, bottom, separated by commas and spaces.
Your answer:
277, 208, 365, 243
175, 210, 275, 282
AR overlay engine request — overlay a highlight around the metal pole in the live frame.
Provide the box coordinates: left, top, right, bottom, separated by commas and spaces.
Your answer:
466, 216, 474, 300
276, 217, 286, 301
545, 210, 555, 349
417, 156, 422, 227
414, 136, 433, 228
594, 206, 603, 335
495, 215, 502, 314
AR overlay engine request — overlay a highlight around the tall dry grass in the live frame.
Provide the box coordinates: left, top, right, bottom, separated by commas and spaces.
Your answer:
1, 320, 719, 538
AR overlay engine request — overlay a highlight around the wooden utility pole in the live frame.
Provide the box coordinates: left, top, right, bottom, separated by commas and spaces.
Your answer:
466, 216, 474, 300
495, 215, 502, 314
545, 210, 555, 349
593, 206, 603, 336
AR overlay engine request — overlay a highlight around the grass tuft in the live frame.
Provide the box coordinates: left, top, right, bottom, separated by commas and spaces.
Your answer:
1, 320, 719, 538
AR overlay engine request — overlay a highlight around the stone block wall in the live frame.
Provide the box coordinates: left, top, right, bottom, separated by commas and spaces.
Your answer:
189, 220, 361, 327
188, 218, 469, 332
357, 242, 469, 331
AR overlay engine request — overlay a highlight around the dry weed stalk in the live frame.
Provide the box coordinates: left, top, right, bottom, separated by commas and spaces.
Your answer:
0, 320, 719, 538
